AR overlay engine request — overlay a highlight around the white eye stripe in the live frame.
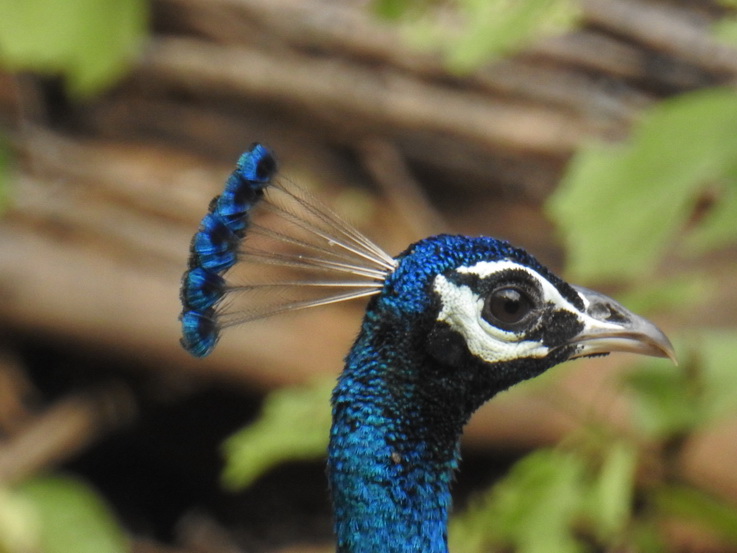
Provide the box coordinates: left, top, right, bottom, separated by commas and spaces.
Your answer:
433, 260, 602, 364
457, 260, 583, 317
434, 274, 550, 363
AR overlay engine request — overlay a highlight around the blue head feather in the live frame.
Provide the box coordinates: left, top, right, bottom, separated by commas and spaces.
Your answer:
180, 143, 277, 356
217, 144, 276, 231
181, 267, 225, 311
180, 309, 219, 357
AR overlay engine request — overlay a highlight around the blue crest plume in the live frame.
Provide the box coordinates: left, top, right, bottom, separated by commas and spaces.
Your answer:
189, 212, 242, 273
180, 144, 675, 552
180, 143, 394, 357
216, 145, 276, 230
181, 267, 225, 311
180, 309, 219, 358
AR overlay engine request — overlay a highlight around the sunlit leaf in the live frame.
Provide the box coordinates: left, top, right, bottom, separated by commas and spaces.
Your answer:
713, 17, 737, 46
18, 475, 127, 553
443, 0, 579, 72
221, 378, 333, 490
548, 88, 737, 283
0, 487, 39, 553
382, 0, 578, 72
0, 0, 148, 96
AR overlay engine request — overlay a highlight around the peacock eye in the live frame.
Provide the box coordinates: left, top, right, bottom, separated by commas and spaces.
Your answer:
482, 286, 536, 331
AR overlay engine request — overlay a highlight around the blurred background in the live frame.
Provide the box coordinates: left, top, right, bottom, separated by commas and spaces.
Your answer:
1, 1, 737, 552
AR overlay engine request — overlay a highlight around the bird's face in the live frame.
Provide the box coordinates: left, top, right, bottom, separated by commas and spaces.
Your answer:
386, 235, 674, 388
431, 259, 675, 368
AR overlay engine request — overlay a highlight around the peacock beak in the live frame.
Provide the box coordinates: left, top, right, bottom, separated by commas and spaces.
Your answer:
567, 285, 677, 364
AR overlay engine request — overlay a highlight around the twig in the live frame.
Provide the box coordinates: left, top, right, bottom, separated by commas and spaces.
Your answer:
583, 0, 737, 77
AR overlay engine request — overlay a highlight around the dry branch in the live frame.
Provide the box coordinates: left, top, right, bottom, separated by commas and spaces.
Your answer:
138, 37, 599, 157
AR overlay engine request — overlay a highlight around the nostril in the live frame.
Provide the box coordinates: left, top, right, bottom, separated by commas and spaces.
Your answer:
589, 302, 611, 320
590, 301, 629, 324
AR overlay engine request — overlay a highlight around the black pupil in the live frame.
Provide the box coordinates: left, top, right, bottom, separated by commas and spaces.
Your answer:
486, 287, 532, 325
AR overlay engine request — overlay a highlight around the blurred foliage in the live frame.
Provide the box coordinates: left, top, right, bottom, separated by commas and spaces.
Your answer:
547, 88, 737, 284
654, 485, 737, 544
222, 378, 333, 490
449, 443, 638, 553
626, 331, 737, 440
373, 0, 578, 72
0, 3, 145, 552
0, 0, 148, 97
715, 0, 737, 46
0, 475, 127, 553
0, 486, 38, 553
0, 135, 9, 214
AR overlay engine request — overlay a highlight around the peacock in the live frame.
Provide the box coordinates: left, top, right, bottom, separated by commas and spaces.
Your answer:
180, 144, 675, 553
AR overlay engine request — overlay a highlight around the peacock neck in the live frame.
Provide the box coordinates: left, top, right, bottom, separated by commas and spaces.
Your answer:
328, 307, 475, 553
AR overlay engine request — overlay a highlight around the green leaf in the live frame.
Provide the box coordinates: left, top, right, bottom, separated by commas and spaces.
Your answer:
654, 484, 737, 544
0, 0, 148, 96
548, 88, 737, 283
390, 0, 577, 72
683, 177, 737, 253
372, 0, 423, 20
584, 441, 637, 539
693, 330, 737, 422
17, 475, 127, 553
221, 378, 333, 490
617, 273, 713, 314
624, 361, 701, 439
713, 16, 737, 46
449, 449, 587, 553
628, 520, 667, 553
444, 0, 579, 72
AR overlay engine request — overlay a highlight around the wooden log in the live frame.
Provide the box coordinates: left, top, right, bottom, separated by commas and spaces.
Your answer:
137, 37, 602, 157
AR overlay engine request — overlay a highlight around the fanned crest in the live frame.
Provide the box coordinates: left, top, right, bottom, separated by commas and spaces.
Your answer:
180, 144, 396, 356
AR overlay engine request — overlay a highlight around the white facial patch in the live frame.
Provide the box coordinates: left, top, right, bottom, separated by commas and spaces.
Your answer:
432, 260, 587, 364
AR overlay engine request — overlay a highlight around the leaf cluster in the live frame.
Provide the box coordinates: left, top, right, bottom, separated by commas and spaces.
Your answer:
373, 0, 578, 72
0, 476, 127, 553
0, 0, 147, 97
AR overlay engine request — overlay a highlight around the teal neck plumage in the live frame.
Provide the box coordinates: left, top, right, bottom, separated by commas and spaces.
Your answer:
329, 307, 461, 553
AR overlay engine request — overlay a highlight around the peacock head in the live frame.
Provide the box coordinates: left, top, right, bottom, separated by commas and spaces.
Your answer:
373, 234, 675, 399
